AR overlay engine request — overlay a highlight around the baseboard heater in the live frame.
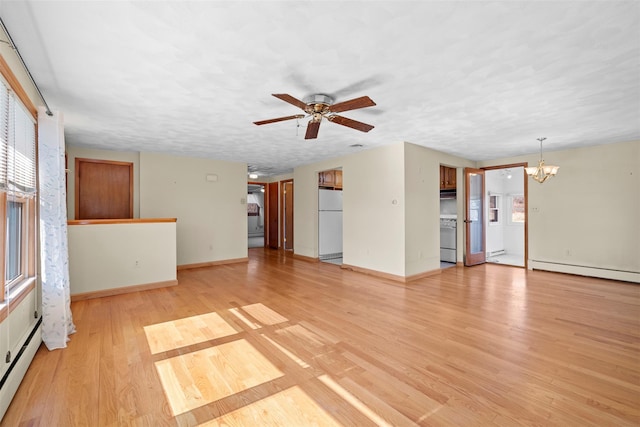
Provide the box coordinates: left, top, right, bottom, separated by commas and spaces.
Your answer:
319, 252, 343, 261
530, 260, 640, 283
488, 250, 505, 257
0, 317, 42, 421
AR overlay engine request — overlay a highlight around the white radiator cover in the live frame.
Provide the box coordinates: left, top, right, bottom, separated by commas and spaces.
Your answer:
0, 324, 41, 421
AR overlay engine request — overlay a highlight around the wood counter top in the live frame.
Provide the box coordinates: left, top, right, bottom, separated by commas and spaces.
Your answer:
68, 218, 177, 226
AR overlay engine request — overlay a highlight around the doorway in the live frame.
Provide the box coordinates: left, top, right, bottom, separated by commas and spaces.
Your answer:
247, 183, 265, 248
464, 164, 527, 267
281, 180, 294, 251
484, 166, 526, 267
318, 168, 343, 265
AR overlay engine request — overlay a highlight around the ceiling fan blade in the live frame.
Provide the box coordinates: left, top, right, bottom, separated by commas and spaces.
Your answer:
305, 121, 321, 139
327, 115, 374, 133
254, 114, 305, 126
327, 96, 376, 114
272, 94, 309, 111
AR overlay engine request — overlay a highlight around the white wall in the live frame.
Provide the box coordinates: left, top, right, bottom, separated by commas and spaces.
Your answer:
294, 142, 474, 277
65, 146, 141, 219
342, 143, 406, 276
139, 152, 248, 266
479, 140, 640, 282
294, 143, 407, 276
68, 222, 177, 295
404, 143, 475, 275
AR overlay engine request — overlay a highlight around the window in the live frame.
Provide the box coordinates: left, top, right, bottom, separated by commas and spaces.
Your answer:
6, 199, 22, 283
509, 195, 525, 224
0, 76, 37, 302
488, 194, 500, 225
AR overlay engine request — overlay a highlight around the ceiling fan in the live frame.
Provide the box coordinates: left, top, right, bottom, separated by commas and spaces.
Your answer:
254, 93, 376, 139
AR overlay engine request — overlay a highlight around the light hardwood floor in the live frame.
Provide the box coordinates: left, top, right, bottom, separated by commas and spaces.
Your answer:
2, 249, 639, 426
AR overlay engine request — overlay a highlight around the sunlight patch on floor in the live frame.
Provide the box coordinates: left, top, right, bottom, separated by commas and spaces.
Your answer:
229, 307, 261, 329
260, 333, 310, 368
155, 339, 284, 415
241, 302, 288, 325
275, 324, 327, 349
144, 312, 238, 354
198, 386, 341, 427
318, 374, 394, 427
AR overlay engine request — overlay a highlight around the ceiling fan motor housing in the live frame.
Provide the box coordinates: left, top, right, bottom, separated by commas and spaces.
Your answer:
303, 93, 334, 107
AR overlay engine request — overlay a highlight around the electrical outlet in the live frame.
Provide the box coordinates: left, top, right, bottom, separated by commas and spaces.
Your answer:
135, 260, 141, 268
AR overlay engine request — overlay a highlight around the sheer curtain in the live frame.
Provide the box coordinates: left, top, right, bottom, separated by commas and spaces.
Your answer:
37, 107, 75, 350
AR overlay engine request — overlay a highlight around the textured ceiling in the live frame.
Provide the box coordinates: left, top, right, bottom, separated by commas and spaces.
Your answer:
1, 1, 639, 177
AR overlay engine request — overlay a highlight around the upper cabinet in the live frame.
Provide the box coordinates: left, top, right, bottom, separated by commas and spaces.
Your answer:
440, 166, 456, 190
319, 169, 342, 190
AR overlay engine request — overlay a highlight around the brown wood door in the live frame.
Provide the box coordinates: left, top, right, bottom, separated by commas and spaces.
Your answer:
267, 182, 279, 249
75, 158, 133, 219
464, 167, 486, 266
282, 180, 294, 250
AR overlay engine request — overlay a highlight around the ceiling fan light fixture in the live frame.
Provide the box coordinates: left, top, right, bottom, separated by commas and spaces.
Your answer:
254, 93, 376, 139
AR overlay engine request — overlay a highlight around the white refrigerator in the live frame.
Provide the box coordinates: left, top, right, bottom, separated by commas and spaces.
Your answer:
318, 189, 343, 259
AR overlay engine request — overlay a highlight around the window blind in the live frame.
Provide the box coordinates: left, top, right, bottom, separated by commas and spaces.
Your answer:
8, 95, 36, 195
0, 80, 36, 196
0, 81, 8, 188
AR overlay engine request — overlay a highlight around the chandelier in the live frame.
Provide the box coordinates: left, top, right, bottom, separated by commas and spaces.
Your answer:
525, 137, 559, 183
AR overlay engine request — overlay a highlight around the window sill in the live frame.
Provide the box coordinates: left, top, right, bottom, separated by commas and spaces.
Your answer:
0, 277, 36, 322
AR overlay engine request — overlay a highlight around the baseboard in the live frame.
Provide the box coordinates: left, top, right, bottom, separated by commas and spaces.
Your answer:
487, 249, 506, 257
0, 321, 41, 422
406, 268, 442, 281
529, 260, 640, 283
71, 279, 178, 302
340, 264, 407, 282
177, 257, 249, 271
292, 253, 319, 263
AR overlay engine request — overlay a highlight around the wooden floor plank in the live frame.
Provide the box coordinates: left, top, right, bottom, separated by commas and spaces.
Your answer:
2, 248, 639, 426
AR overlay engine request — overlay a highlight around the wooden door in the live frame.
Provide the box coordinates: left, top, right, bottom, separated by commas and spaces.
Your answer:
464, 168, 486, 266
281, 180, 294, 251
75, 158, 133, 219
267, 182, 279, 249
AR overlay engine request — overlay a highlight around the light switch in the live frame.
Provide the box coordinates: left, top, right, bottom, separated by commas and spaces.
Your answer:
206, 174, 218, 182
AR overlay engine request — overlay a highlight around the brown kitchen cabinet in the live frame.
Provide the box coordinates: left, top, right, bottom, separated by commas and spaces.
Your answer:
319, 169, 342, 189
440, 166, 456, 190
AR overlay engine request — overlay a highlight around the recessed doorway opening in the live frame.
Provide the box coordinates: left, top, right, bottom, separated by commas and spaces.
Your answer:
248, 183, 265, 248
484, 166, 526, 267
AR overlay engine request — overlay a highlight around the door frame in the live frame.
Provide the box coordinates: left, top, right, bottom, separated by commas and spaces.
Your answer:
266, 182, 279, 249
464, 168, 486, 266
280, 179, 294, 251
480, 163, 529, 269
248, 181, 267, 248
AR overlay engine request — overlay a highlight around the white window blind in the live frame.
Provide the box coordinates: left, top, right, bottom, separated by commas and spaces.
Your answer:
0, 81, 8, 188
0, 80, 36, 196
